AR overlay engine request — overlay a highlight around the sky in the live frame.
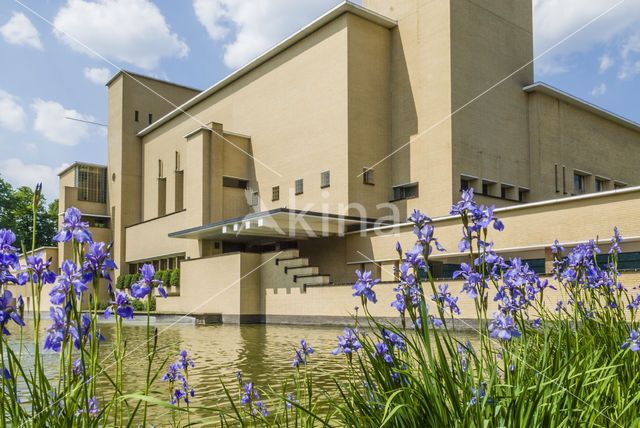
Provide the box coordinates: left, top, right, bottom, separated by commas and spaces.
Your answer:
0, 0, 639, 201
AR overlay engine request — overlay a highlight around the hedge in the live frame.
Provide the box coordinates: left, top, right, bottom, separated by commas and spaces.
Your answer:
115, 269, 180, 290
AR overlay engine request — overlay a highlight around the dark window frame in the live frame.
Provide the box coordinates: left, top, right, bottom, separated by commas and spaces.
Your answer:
295, 178, 304, 195
320, 170, 330, 188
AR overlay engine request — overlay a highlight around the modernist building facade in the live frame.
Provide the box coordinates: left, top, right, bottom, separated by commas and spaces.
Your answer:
54, 0, 640, 323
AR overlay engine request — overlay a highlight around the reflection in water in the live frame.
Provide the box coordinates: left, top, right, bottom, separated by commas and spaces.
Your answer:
9, 321, 480, 425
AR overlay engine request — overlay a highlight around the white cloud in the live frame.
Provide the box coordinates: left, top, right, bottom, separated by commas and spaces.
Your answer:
618, 61, 640, 80
599, 54, 614, 73
25, 143, 38, 154
0, 158, 68, 199
533, 0, 640, 75
0, 12, 43, 50
193, 0, 341, 68
0, 89, 26, 132
53, 0, 188, 70
31, 99, 92, 146
83, 67, 112, 84
590, 83, 607, 96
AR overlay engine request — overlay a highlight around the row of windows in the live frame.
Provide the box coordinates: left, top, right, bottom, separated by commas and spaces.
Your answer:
460, 177, 528, 202
556, 164, 626, 196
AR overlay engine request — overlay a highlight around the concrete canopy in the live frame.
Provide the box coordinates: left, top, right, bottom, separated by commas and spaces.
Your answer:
168, 208, 377, 242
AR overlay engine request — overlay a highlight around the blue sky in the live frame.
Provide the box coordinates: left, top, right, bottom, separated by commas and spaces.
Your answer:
0, 0, 639, 201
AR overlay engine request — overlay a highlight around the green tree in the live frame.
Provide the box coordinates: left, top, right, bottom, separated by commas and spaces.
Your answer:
0, 176, 59, 249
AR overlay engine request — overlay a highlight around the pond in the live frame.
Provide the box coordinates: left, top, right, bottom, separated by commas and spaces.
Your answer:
10, 319, 480, 425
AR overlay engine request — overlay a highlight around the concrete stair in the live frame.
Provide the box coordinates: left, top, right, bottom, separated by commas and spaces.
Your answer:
275, 249, 331, 291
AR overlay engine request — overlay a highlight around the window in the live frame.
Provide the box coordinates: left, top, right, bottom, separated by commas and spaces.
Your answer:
222, 177, 248, 189
272, 186, 280, 201
251, 191, 259, 206
134, 110, 139, 122
76, 165, 107, 203
175, 151, 180, 171
321, 171, 330, 188
157, 177, 166, 216
148, 113, 153, 124
481, 182, 489, 195
363, 168, 374, 185
460, 178, 469, 191
595, 179, 605, 192
554, 164, 559, 193
518, 188, 529, 202
174, 171, 184, 211
574, 173, 585, 195
158, 159, 163, 178
501, 187, 507, 199
393, 183, 419, 200
295, 179, 304, 195
614, 182, 626, 190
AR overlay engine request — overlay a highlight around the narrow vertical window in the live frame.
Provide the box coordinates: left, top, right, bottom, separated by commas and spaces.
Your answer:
174, 170, 184, 211
251, 191, 259, 206
363, 168, 374, 185
272, 186, 280, 201
562, 165, 566, 194
175, 151, 180, 171
295, 179, 303, 195
148, 113, 153, 124
595, 179, 605, 192
460, 178, 469, 191
554, 164, 558, 193
158, 177, 167, 216
320, 171, 330, 188
158, 159, 163, 178
574, 173, 585, 195
134, 110, 139, 122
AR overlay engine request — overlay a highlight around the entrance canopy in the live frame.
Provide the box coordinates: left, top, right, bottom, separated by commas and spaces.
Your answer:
168, 208, 377, 242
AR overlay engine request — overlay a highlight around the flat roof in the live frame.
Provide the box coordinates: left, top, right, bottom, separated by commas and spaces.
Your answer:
57, 161, 107, 177
523, 82, 640, 133
105, 70, 202, 93
169, 208, 378, 242
136, 1, 396, 138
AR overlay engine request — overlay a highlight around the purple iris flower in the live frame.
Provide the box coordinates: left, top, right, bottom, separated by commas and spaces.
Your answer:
54, 207, 92, 244
0, 289, 25, 335
104, 291, 133, 320
332, 328, 362, 355
131, 264, 166, 299
44, 306, 67, 352
352, 270, 380, 304
285, 394, 299, 409
50, 260, 88, 305
0, 229, 19, 270
431, 283, 460, 315
391, 293, 406, 313
381, 328, 406, 352
83, 242, 117, 283
177, 350, 195, 370
609, 226, 623, 254
241, 382, 260, 406
467, 382, 489, 406
292, 339, 314, 367
621, 330, 640, 352
453, 263, 485, 299
372, 342, 393, 364
75, 397, 99, 418
25, 253, 57, 285
488, 311, 521, 340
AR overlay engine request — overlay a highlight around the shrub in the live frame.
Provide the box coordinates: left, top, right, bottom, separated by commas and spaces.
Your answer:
161, 270, 171, 286
115, 274, 125, 290
170, 269, 180, 287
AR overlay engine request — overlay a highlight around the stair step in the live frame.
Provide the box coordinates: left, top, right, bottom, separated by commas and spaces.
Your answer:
301, 275, 331, 286
285, 266, 318, 275
277, 257, 309, 268
277, 249, 299, 259
294, 273, 330, 283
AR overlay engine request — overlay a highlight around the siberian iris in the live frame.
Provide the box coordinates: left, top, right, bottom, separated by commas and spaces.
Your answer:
53, 207, 92, 244
352, 270, 380, 304
131, 264, 166, 299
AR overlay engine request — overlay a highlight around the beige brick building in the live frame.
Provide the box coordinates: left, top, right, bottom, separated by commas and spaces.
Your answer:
55, 0, 640, 323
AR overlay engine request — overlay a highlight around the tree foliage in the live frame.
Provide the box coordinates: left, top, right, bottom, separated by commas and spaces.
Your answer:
0, 175, 58, 249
